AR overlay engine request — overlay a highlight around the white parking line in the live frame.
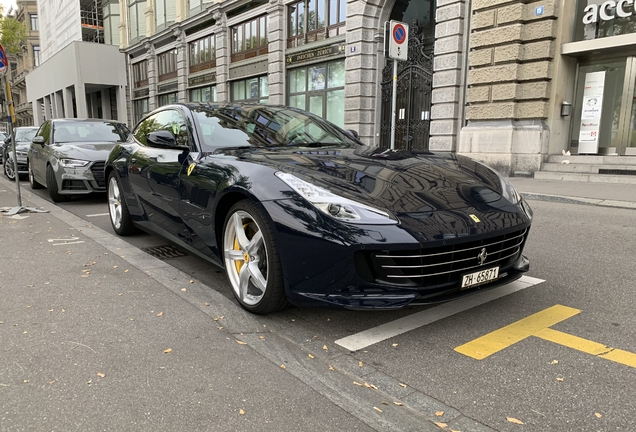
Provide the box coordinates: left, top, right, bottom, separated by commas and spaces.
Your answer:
86, 213, 109, 217
334, 275, 545, 352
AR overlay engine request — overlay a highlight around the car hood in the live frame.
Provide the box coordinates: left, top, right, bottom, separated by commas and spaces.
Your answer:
235, 146, 519, 215
52, 142, 117, 161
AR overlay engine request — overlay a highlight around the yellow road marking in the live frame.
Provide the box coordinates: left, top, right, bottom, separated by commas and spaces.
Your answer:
535, 328, 636, 368
454, 305, 581, 360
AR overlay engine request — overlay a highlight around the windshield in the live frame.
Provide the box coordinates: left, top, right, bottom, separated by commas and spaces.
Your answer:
53, 122, 129, 143
14, 128, 38, 143
192, 105, 359, 150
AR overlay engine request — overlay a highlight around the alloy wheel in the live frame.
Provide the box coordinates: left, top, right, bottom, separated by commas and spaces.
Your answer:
223, 210, 269, 306
4, 158, 15, 180
108, 176, 123, 230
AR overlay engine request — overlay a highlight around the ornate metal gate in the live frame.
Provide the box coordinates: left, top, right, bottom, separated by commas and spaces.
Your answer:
380, 22, 434, 151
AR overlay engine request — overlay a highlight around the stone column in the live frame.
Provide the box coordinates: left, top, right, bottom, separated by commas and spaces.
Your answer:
213, 10, 230, 103
266, 0, 285, 105
116, 85, 128, 124
118, 0, 128, 49
146, 43, 158, 110
174, 29, 188, 102
64, 87, 74, 117
344, 0, 382, 145
43, 96, 52, 120
145, 0, 156, 38
33, 99, 44, 126
101, 89, 112, 119
459, 0, 558, 175
75, 84, 89, 118
430, 0, 468, 152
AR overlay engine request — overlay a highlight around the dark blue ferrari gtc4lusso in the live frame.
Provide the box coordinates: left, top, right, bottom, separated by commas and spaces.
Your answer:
105, 103, 532, 314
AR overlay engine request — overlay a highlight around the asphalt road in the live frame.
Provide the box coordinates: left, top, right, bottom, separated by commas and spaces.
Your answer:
3, 175, 636, 432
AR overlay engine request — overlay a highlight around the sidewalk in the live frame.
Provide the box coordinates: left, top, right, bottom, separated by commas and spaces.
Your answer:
508, 177, 636, 210
0, 178, 452, 431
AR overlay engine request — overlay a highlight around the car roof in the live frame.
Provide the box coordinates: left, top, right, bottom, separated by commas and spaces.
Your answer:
51, 118, 125, 124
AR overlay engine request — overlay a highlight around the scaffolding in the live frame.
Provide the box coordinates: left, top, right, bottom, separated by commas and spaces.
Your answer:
81, 0, 104, 44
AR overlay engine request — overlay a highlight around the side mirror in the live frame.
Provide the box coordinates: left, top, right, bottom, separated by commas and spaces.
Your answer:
345, 129, 359, 140
147, 130, 179, 148
32, 136, 45, 146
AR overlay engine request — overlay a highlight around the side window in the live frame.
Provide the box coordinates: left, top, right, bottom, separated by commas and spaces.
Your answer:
37, 122, 51, 145
132, 110, 189, 147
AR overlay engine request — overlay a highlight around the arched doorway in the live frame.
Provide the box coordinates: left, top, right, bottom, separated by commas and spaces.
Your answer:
380, 0, 436, 151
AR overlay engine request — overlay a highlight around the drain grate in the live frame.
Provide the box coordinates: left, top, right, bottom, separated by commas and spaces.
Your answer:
599, 169, 636, 176
141, 244, 187, 259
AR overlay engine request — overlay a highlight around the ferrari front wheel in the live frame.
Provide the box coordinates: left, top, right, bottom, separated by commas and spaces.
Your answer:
223, 200, 287, 314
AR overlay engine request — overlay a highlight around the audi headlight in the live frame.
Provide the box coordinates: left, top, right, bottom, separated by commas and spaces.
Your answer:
59, 158, 90, 168
275, 172, 397, 225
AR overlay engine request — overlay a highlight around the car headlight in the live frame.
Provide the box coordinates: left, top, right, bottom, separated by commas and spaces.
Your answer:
275, 172, 397, 225
16, 151, 28, 157
59, 158, 90, 168
498, 176, 521, 205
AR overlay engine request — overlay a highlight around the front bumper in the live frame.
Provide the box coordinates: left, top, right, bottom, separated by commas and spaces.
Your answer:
262, 198, 532, 310
55, 161, 107, 195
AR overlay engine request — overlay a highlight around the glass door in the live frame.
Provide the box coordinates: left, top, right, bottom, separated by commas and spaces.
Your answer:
624, 58, 636, 156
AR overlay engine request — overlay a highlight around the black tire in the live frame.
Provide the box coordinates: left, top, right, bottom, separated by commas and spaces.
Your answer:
223, 199, 288, 314
4, 155, 15, 180
28, 160, 44, 189
46, 164, 70, 202
107, 171, 136, 236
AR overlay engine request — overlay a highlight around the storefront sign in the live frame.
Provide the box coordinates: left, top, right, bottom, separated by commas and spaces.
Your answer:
582, 0, 634, 24
188, 72, 216, 88
286, 43, 345, 65
578, 71, 606, 154
157, 81, 178, 93
133, 88, 149, 99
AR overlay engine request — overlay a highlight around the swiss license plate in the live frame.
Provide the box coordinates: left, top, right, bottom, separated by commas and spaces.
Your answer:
461, 266, 499, 290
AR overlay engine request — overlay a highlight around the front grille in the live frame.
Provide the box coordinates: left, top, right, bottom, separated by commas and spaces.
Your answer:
90, 161, 106, 188
357, 228, 528, 288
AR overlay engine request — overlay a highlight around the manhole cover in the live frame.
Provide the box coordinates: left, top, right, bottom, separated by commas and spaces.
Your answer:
141, 245, 187, 259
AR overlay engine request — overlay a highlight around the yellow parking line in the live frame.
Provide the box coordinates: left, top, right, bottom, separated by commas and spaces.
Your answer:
454, 305, 581, 360
535, 328, 636, 369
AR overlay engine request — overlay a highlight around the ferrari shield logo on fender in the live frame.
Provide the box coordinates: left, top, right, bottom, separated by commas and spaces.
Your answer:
469, 214, 481, 223
187, 162, 196, 176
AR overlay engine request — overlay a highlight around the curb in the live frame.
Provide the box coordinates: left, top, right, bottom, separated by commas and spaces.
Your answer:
520, 192, 636, 210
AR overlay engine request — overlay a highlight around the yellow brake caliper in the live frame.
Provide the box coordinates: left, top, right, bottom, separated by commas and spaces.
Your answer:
234, 223, 250, 273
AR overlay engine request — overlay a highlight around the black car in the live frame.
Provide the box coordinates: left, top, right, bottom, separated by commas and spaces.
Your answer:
105, 103, 532, 314
3, 127, 38, 180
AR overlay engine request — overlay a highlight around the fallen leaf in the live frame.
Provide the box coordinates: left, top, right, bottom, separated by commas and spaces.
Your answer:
507, 417, 524, 425
557, 377, 564, 382
157, 312, 163, 317
399, 383, 407, 388
181, 288, 186, 292
381, 401, 388, 405
239, 409, 245, 415
46, 380, 55, 385
374, 407, 382, 413
323, 345, 328, 351
359, 361, 363, 368
259, 336, 265, 339
551, 360, 559, 364
329, 365, 334, 371
189, 279, 194, 283
124, 270, 129, 273
392, 343, 399, 347
113, 266, 118, 269
217, 326, 224, 330
86, 380, 92, 385
308, 354, 314, 359
436, 411, 445, 417
393, 402, 403, 406
364, 382, 371, 388
595, 413, 603, 419
236, 340, 247, 345
280, 364, 286, 369
204, 302, 210, 306
163, 348, 172, 353
434, 422, 448, 428
23, 380, 29, 383
353, 381, 363, 387
97, 372, 105, 378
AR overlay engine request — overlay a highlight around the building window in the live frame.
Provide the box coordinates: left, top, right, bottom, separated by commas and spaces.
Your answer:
132, 60, 148, 88
232, 76, 269, 103
188, 0, 215, 16
30, 14, 38, 31
103, 1, 120, 46
231, 15, 268, 62
158, 92, 178, 107
33, 46, 41, 67
133, 98, 150, 124
158, 49, 178, 81
189, 35, 216, 73
288, 0, 345, 48
155, 0, 176, 31
129, 0, 147, 42
190, 85, 217, 102
288, 59, 345, 127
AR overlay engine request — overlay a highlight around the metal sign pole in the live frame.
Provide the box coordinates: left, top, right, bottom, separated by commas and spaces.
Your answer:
390, 59, 397, 151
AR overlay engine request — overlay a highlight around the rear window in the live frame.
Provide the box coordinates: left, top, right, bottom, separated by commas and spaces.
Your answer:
53, 122, 130, 143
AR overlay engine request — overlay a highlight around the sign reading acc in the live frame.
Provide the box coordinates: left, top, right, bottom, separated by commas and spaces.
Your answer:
582, 0, 635, 24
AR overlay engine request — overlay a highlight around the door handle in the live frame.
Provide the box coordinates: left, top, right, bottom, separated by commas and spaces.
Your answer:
131, 158, 137, 163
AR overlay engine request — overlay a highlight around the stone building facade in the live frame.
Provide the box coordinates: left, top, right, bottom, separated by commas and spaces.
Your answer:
12, 0, 41, 127
117, 0, 636, 177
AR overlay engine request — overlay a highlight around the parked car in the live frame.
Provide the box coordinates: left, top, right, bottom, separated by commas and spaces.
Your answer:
105, 103, 533, 314
28, 119, 130, 202
3, 127, 39, 180
0, 131, 8, 164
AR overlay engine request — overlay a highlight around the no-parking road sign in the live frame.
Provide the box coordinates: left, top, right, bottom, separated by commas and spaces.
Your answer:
0, 44, 8, 76
388, 20, 409, 61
